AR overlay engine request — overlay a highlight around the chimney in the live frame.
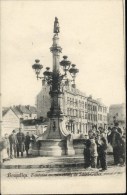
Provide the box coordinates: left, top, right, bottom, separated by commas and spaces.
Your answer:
97, 98, 102, 103
26, 105, 30, 110
89, 95, 92, 99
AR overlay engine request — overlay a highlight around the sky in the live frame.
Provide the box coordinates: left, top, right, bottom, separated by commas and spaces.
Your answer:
1, 0, 125, 108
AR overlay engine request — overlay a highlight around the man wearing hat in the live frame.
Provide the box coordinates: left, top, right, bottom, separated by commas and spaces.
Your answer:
83, 134, 91, 168
16, 128, 25, 157
109, 126, 122, 165
114, 122, 122, 135
9, 130, 18, 158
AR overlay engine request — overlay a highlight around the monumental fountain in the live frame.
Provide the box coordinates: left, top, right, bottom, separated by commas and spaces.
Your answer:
32, 17, 79, 156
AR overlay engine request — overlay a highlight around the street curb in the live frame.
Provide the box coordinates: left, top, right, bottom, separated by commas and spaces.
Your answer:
0, 163, 84, 169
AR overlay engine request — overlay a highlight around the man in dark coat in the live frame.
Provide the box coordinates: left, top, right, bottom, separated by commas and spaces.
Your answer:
109, 127, 122, 165
83, 135, 91, 168
9, 130, 18, 158
97, 133, 108, 171
25, 132, 30, 156
16, 128, 25, 157
114, 122, 122, 135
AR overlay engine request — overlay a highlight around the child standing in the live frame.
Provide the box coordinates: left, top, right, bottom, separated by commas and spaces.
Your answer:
97, 133, 108, 171
90, 138, 98, 168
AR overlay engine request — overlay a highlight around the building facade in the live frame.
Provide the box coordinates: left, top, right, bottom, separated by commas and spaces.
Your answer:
97, 98, 108, 130
63, 83, 87, 138
14, 105, 37, 120
36, 83, 108, 136
36, 82, 51, 118
87, 95, 98, 131
2, 105, 37, 136
2, 108, 20, 136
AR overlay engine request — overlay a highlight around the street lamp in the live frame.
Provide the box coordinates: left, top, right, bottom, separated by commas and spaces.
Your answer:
32, 59, 43, 80
60, 55, 71, 75
69, 64, 79, 87
32, 57, 78, 87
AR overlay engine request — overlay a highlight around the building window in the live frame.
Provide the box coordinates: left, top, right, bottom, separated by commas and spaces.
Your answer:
79, 100, 81, 107
79, 110, 81, 117
79, 123, 82, 131
67, 97, 70, 104
69, 108, 71, 116
82, 111, 84, 118
67, 108, 69, 116
76, 110, 78, 117
72, 109, 74, 116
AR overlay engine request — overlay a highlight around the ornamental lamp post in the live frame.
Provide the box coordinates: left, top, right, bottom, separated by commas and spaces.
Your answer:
60, 55, 71, 75
32, 59, 43, 80
69, 64, 79, 88
32, 17, 79, 156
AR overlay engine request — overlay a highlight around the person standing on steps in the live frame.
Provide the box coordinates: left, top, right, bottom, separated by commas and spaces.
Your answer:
25, 132, 31, 157
9, 130, 18, 158
16, 128, 25, 157
89, 138, 98, 168
97, 132, 108, 171
109, 126, 122, 165
83, 135, 91, 169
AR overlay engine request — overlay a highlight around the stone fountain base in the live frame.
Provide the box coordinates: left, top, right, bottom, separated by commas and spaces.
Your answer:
31, 138, 76, 157
39, 139, 66, 156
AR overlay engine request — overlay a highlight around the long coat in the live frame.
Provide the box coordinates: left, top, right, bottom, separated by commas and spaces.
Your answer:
109, 130, 122, 148
16, 132, 25, 152
97, 137, 108, 154
25, 135, 31, 150
9, 134, 18, 145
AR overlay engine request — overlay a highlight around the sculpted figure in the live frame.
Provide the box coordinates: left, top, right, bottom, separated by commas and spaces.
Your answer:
54, 17, 60, 34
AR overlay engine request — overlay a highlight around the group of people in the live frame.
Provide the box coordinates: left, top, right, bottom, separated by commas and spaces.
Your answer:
0, 128, 35, 163
0, 123, 126, 169
108, 123, 125, 166
83, 122, 125, 171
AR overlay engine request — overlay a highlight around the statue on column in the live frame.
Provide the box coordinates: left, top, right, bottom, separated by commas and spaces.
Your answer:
54, 17, 60, 34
